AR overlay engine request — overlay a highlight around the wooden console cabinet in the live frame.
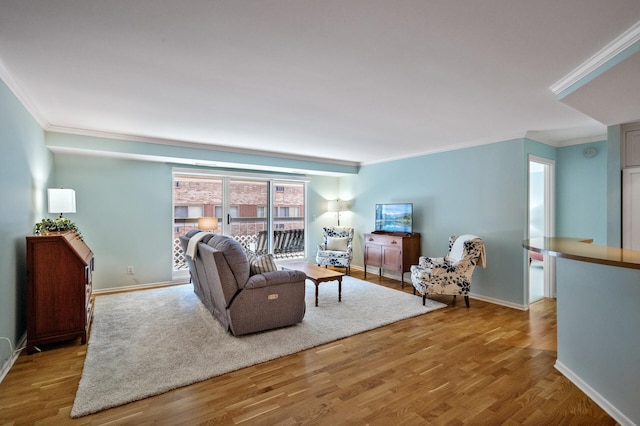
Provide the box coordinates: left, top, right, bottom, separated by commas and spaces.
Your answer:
26, 232, 94, 354
363, 232, 421, 287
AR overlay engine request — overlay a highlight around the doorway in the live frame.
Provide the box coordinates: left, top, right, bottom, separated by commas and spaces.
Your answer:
528, 156, 555, 304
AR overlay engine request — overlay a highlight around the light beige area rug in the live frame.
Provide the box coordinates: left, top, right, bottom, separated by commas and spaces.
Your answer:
72, 276, 446, 417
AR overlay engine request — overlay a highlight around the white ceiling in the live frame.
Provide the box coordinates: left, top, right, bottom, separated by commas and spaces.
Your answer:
1, 0, 640, 166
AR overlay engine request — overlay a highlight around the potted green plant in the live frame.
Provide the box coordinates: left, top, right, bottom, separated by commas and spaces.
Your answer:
34, 217, 81, 236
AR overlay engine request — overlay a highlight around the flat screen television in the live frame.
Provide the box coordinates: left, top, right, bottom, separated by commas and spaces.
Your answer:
375, 203, 413, 233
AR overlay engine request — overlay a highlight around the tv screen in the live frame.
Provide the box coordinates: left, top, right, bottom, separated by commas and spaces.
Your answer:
375, 203, 413, 233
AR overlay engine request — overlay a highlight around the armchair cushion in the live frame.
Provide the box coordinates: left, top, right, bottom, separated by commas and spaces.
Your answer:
326, 236, 349, 251
317, 249, 351, 259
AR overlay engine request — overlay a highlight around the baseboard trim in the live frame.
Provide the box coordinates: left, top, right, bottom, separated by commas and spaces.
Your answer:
358, 265, 527, 310
93, 280, 190, 295
468, 293, 528, 311
0, 333, 26, 385
146, 267, 527, 312
554, 360, 633, 426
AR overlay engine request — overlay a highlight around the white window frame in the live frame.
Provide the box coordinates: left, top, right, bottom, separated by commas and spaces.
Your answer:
172, 168, 309, 280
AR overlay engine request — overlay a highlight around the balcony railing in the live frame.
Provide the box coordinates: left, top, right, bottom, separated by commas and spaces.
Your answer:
173, 229, 305, 271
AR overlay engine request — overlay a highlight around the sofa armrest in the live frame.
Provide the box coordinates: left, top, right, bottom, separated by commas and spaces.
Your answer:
244, 270, 306, 289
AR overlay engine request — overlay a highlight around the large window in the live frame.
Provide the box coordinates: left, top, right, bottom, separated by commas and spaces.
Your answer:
173, 176, 222, 238
173, 172, 307, 271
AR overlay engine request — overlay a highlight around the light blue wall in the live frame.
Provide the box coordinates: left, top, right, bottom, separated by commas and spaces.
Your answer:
341, 139, 528, 306
557, 258, 640, 424
2, 117, 615, 340
53, 154, 175, 289
45, 131, 614, 307
0, 77, 619, 366
307, 174, 341, 250
0, 80, 51, 364
525, 138, 609, 245
50, 136, 342, 290
556, 141, 607, 244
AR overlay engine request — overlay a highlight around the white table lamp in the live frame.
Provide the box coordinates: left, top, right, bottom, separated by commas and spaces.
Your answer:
48, 188, 76, 218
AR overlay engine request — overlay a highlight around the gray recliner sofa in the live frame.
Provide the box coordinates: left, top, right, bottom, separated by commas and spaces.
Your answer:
179, 230, 307, 336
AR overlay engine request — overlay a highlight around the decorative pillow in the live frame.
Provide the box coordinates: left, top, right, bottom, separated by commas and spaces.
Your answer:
247, 253, 278, 275
326, 236, 349, 251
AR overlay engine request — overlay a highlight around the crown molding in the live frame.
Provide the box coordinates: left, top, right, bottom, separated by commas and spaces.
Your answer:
552, 133, 608, 148
49, 144, 353, 177
550, 20, 640, 97
525, 130, 607, 147
524, 131, 559, 146
0, 59, 49, 128
45, 124, 360, 169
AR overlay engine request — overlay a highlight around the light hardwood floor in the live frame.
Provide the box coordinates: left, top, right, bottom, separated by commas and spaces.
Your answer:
0, 270, 615, 425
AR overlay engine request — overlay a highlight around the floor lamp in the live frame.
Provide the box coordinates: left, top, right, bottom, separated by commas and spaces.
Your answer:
327, 199, 349, 226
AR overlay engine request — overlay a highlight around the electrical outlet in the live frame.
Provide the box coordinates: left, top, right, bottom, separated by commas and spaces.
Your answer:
127, 266, 134, 275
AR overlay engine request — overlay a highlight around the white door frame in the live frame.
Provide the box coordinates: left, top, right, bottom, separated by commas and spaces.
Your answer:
623, 167, 640, 250
527, 155, 556, 302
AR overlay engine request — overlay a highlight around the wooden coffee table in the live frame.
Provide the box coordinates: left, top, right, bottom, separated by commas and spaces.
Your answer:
283, 263, 345, 307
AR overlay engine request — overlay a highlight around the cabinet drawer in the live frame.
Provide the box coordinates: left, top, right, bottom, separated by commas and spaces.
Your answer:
365, 234, 402, 246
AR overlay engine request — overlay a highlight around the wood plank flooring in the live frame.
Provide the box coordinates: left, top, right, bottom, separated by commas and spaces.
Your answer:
0, 270, 616, 425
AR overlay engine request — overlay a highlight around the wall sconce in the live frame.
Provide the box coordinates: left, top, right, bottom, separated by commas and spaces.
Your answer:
48, 188, 76, 218
327, 199, 350, 226
198, 217, 219, 232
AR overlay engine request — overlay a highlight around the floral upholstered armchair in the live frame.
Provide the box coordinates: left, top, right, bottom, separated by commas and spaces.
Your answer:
316, 226, 354, 275
410, 234, 486, 308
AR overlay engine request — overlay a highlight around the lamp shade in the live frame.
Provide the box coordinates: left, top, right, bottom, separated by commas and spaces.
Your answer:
327, 199, 350, 226
327, 199, 350, 212
48, 188, 76, 214
198, 217, 218, 231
